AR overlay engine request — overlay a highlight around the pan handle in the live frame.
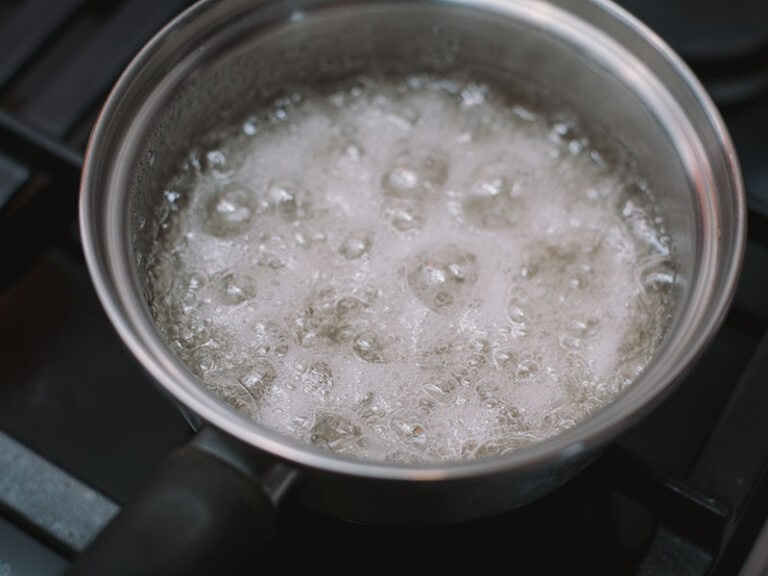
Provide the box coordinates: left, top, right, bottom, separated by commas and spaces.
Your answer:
68, 427, 299, 576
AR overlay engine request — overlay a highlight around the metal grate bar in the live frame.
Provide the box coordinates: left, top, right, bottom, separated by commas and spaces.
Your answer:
19, 0, 192, 137
0, 431, 119, 556
0, 111, 83, 290
0, 109, 82, 176
0, 0, 86, 89
0, 154, 30, 211
688, 330, 768, 512
596, 448, 730, 554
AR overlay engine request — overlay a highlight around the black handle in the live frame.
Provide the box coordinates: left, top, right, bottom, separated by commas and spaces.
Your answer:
68, 429, 298, 576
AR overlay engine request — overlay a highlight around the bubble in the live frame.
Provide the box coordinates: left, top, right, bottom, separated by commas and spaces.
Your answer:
164, 189, 182, 205
568, 274, 590, 290
339, 230, 373, 259
238, 359, 277, 400
358, 392, 388, 425
550, 122, 571, 140
541, 410, 577, 434
493, 402, 525, 430
457, 97, 505, 143
295, 288, 362, 346
385, 107, 419, 131
324, 137, 366, 178
528, 237, 605, 302
200, 186, 253, 237
267, 257, 286, 270
179, 272, 208, 310
496, 350, 541, 382
406, 245, 478, 311
242, 116, 260, 136
382, 149, 449, 200
268, 92, 303, 124
569, 139, 586, 155
566, 316, 601, 338
262, 180, 310, 221
336, 295, 367, 315
342, 142, 364, 161
423, 374, 457, 403
520, 263, 539, 279
303, 361, 334, 396
352, 332, 388, 363
511, 104, 537, 122
336, 141, 365, 172
274, 342, 289, 357
461, 161, 527, 229
214, 272, 256, 305
293, 229, 312, 249
465, 338, 491, 371
460, 82, 488, 109
148, 254, 175, 297
310, 410, 366, 454
506, 303, 526, 324
205, 149, 227, 171
454, 385, 478, 407
619, 183, 670, 255
590, 150, 608, 168
181, 317, 211, 344
492, 348, 515, 370
417, 395, 437, 415
390, 409, 427, 445
381, 198, 426, 232
385, 165, 418, 194
640, 260, 676, 293
614, 361, 644, 387
191, 346, 220, 376
249, 322, 290, 358
548, 122, 588, 157
506, 293, 529, 337
426, 338, 455, 358
558, 334, 583, 351
217, 381, 256, 414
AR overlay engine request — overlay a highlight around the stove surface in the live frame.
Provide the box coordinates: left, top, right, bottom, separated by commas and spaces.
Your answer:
1, 1, 767, 574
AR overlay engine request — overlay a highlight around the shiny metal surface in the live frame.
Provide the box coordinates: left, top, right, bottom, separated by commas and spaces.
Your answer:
80, 0, 745, 521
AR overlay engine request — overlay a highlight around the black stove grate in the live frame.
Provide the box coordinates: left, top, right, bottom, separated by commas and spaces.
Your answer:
1, 1, 767, 574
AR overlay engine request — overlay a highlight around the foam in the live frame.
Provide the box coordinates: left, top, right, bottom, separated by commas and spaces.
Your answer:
146, 75, 675, 462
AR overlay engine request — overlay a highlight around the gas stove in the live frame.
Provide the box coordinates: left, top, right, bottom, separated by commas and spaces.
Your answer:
1, 1, 767, 574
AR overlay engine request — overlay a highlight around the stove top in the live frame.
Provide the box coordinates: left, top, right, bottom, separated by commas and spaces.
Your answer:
1, 1, 767, 574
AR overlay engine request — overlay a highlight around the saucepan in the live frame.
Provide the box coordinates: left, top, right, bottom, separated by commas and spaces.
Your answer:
73, 0, 745, 574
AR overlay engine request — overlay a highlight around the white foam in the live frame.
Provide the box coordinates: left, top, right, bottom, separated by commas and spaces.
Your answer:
146, 75, 675, 462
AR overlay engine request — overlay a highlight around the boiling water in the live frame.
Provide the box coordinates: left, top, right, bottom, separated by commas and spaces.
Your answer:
146, 75, 675, 462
